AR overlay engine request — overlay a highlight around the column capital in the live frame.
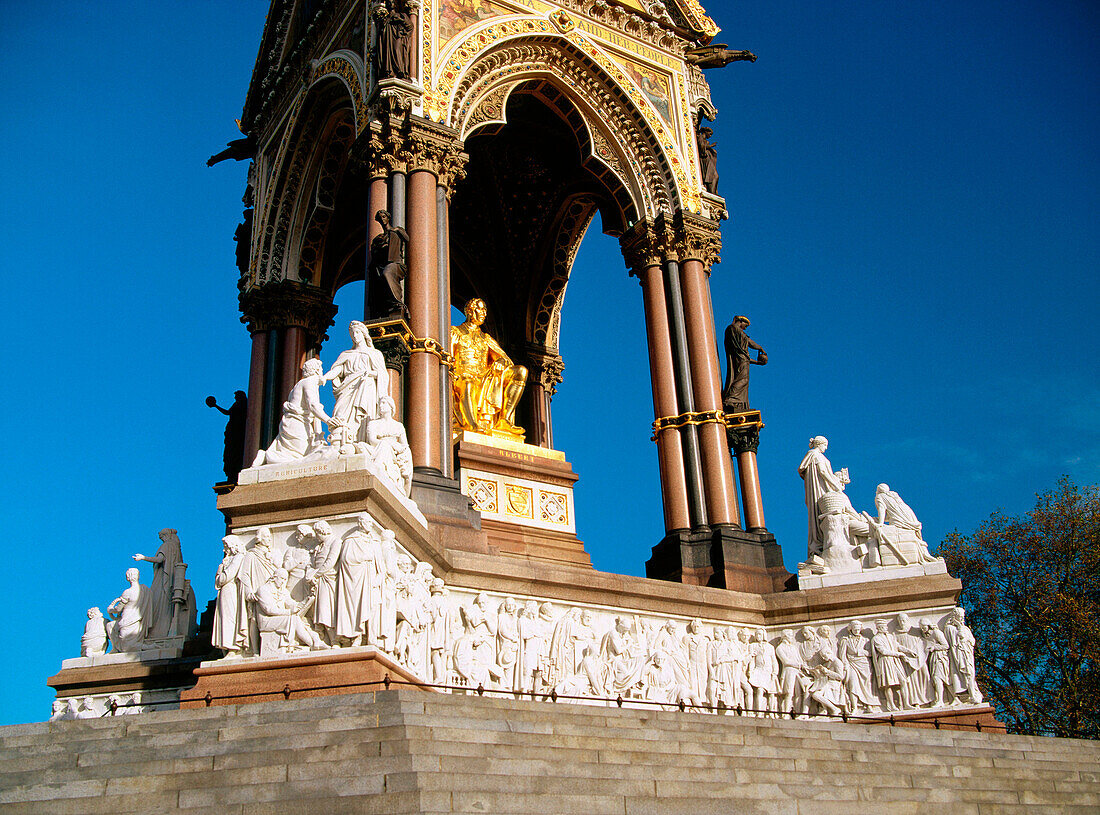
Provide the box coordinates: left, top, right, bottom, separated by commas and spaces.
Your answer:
619, 218, 674, 276
729, 425, 760, 455
524, 346, 566, 397
238, 279, 337, 347
364, 116, 468, 185
670, 213, 722, 271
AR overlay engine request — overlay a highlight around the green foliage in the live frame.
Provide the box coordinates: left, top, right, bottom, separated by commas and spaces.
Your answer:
939, 478, 1100, 738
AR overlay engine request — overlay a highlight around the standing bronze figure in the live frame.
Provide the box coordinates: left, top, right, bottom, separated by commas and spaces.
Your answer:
375, 2, 413, 81
697, 126, 719, 195
367, 210, 409, 319
722, 315, 767, 413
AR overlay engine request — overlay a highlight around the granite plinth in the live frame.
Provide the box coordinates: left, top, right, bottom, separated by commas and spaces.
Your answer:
179, 647, 432, 708
456, 435, 590, 567
797, 558, 949, 590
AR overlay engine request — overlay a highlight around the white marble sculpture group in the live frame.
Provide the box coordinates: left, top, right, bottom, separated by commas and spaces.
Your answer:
206, 512, 983, 718
78, 529, 197, 658
798, 436, 941, 578
248, 321, 413, 496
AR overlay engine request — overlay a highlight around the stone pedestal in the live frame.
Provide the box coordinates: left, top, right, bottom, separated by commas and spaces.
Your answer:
646, 526, 791, 593
179, 648, 432, 708
456, 432, 590, 567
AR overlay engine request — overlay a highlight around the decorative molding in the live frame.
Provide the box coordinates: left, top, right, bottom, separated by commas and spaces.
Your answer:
239, 279, 338, 346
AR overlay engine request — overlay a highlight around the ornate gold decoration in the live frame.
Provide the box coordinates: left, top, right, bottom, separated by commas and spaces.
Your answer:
505, 484, 534, 519
650, 408, 764, 441
466, 476, 498, 513
539, 490, 569, 525
673, 0, 721, 38
550, 10, 576, 33
451, 298, 528, 441
310, 52, 369, 133
445, 34, 679, 216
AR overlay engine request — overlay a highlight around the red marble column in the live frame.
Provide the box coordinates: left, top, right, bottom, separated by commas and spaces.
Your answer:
639, 262, 692, 532
278, 326, 307, 403
243, 330, 268, 468
738, 449, 766, 530
679, 257, 740, 527
406, 167, 441, 472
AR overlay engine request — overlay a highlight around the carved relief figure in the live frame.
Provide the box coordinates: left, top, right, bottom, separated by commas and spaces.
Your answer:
870, 618, 914, 711
324, 322, 388, 450
721, 315, 766, 413
106, 568, 151, 653
496, 597, 521, 690
837, 620, 877, 713
309, 521, 342, 645
212, 534, 248, 656
775, 629, 804, 715
894, 612, 929, 707
252, 359, 332, 466
335, 514, 383, 646
428, 579, 453, 685
747, 629, 778, 715
366, 210, 409, 319
946, 608, 983, 704
254, 569, 330, 653
921, 619, 952, 707
451, 298, 528, 439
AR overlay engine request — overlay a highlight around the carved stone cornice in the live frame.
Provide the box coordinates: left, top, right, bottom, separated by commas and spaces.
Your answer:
524, 346, 566, 397
239, 279, 337, 345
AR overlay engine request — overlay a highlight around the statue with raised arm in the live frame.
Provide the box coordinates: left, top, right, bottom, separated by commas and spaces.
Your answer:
252, 359, 333, 466
324, 321, 388, 451
132, 528, 189, 640
206, 390, 247, 482
722, 316, 766, 413
451, 298, 528, 439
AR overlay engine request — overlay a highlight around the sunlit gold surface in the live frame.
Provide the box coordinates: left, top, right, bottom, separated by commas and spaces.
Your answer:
459, 430, 566, 462
451, 298, 528, 440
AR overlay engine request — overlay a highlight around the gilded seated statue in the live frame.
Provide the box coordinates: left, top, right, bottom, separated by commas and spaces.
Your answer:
451, 298, 527, 439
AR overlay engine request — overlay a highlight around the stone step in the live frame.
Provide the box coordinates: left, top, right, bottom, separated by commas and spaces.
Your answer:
6, 689, 1098, 814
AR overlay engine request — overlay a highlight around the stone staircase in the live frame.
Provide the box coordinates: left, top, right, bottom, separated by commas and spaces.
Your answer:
2, 689, 1098, 814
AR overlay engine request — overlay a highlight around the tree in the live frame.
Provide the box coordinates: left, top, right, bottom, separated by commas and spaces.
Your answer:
939, 478, 1100, 738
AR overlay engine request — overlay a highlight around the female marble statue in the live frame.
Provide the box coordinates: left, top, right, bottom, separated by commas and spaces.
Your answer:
106, 568, 150, 653
837, 620, 877, 712
81, 608, 108, 657
212, 534, 248, 656
335, 514, 383, 646
363, 396, 413, 495
798, 436, 845, 561
324, 321, 389, 449
252, 359, 332, 465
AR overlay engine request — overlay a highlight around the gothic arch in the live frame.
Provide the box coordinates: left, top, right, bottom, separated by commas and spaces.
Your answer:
250, 54, 364, 287
444, 33, 686, 219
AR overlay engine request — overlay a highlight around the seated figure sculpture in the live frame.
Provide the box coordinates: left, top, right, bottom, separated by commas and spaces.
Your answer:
254, 569, 330, 655
361, 396, 413, 496
451, 298, 527, 440
251, 358, 333, 466
814, 469, 872, 574
870, 483, 939, 565
106, 568, 150, 653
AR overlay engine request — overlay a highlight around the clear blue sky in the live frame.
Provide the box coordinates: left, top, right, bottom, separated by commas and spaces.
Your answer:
0, 1, 1096, 725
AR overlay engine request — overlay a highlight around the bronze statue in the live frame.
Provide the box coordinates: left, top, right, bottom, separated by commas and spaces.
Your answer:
206, 391, 247, 482
234, 209, 253, 277
685, 46, 758, 69
697, 126, 719, 195
450, 298, 528, 440
722, 316, 767, 413
367, 210, 409, 319
375, 2, 413, 81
